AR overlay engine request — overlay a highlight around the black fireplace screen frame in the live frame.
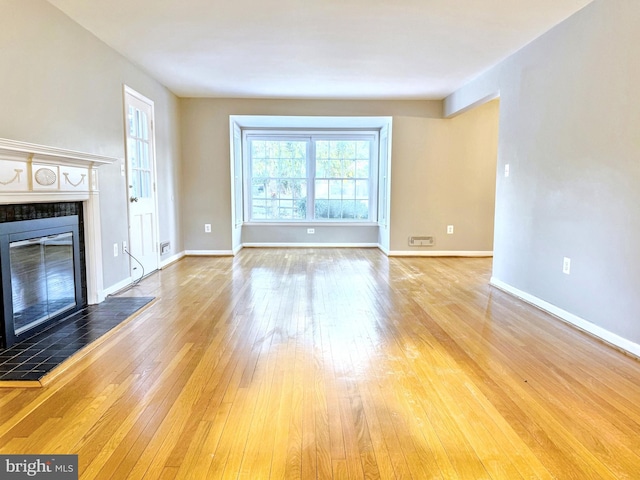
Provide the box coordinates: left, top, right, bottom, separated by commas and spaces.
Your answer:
0, 216, 83, 348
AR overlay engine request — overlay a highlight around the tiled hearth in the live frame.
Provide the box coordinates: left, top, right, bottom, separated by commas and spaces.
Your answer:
0, 296, 153, 383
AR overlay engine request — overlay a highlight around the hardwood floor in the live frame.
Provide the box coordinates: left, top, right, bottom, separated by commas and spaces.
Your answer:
1, 248, 640, 479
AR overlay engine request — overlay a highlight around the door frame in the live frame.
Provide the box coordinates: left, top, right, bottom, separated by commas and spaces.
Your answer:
122, 84, 160, 278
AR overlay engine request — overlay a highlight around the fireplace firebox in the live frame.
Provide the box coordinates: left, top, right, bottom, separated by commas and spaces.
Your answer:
0, 214, 85, 348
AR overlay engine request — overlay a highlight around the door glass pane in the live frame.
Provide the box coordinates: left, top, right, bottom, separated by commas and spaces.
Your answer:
132, 170, 141, 197
137, 141, 143, 169
141, 111, 149, 140
142, 143, 150, 169
141, 170, 151, 198
128, 139, 138, 168
128, 106, 136, 137
135, 109, 143, 138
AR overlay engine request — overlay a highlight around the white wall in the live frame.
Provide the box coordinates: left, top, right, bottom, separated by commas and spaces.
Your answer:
445, 0, 640, 350
0, 0, 183, 290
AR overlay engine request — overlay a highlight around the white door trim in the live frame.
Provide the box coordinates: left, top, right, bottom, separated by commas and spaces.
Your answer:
122, 84, 160, 277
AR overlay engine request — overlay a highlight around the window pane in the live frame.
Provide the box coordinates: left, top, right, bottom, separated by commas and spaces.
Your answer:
252, 158, 267, 176
355, 160, 369, 178
342, 201, 356, 219
266, 141, 279, 159
316, 159, 329, 178
355, 180, 369, 198
292, 158, 305, 177
343, 159, 356, 178
252, 178, 267, 198
315, 180, 328, 199
248, 138, 309, 220
328, 200, 342, 219
328, 160, 342, 178
328, 179, 342, 199
356, 141, 370, 159
316, 140, 329, 159
266, 159, 279, 177
252, 141, 266, 158
356, 200, 369, 219
278, 158, 305, 178
342, 179, 356, 198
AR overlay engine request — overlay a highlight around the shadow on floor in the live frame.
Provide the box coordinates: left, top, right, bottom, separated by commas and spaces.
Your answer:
0, 296, 154, 381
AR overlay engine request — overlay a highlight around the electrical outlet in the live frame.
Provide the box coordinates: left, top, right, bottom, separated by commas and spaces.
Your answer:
307, 228, 315, 234
160, 241, 171, 255
447, 225, 454, 234
563, 257, 571, 275
204, 224, 211, 233
505, 164, 510, 177
113, 243, 119, 257
122, 241, 127, 254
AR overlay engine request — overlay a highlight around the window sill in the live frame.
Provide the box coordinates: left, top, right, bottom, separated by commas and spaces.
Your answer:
244, 222, 379, 227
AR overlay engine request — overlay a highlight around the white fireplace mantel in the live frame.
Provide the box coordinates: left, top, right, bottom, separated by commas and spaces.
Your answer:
0, 137, 120, 304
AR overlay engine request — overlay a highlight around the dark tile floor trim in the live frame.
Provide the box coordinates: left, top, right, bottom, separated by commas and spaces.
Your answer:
0, 297, 154, 382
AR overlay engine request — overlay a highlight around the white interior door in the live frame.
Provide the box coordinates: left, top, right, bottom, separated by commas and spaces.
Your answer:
124, 86, 158, 278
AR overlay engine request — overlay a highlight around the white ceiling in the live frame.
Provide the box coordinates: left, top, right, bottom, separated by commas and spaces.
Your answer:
47, 0, 594, 100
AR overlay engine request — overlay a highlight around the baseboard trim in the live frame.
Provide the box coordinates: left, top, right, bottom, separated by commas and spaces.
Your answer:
185, 250, 234, 256
232, 244, 243, 255
101, 277, 133, 300
160, 251, 186, 269
388, 250, 494, 257
242, 243, 379, 248
490, 277, 640, 358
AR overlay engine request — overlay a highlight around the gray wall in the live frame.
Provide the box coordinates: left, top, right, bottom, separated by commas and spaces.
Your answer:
180, 98, 498, 253
0, 0, 183, 289
445, 0, 640, 344
390, 100, 498, 252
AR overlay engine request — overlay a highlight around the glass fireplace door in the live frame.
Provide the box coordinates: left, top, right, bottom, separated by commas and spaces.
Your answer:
10, 233, 77, 336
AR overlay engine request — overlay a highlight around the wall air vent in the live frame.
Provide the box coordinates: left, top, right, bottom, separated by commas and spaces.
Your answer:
409, 236, 434, 247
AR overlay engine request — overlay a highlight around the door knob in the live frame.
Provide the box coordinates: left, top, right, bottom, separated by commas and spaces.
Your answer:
130, 196, 139, 203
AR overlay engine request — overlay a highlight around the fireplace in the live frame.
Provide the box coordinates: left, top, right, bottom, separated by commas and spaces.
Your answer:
0, 208, 85, 347
0, 138, 117, 349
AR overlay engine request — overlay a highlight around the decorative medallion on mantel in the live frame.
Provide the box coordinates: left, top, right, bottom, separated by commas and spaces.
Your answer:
34, 167, 57, 186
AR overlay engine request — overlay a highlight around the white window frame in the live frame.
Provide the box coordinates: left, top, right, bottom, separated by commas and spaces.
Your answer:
242, 130, 379, 224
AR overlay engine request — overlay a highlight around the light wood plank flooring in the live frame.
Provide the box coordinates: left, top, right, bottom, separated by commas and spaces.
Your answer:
1, 248, 640, 479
